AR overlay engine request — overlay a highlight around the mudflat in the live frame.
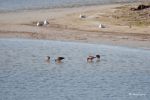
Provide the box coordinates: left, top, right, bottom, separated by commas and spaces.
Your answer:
0, 3, 150, 48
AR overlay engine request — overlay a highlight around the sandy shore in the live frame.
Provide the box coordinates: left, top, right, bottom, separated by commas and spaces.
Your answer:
0, 3, 150, 49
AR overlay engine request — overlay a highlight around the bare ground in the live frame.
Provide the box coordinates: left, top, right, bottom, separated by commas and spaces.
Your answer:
0, 3, 150, 49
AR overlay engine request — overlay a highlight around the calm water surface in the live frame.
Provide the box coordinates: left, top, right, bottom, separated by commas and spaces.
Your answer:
0, 0, 136, 11
0, 39, 150, 100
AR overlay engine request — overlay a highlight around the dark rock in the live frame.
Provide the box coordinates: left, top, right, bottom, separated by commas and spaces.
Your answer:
131, 4, 150, 11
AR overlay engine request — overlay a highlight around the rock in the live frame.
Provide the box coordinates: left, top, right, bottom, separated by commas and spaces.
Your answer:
137, 4, 150, 10
131, 4, 150, 11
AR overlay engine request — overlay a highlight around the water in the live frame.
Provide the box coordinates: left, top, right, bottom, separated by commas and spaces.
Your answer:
0, 0, 136, 11
0, 39, 150, 100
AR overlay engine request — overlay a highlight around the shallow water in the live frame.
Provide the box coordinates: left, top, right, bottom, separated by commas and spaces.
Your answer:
0, 0, 136, 11
0, 39, 150, 100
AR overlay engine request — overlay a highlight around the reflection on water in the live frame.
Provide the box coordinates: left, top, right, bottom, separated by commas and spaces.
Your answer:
0, 39, 150, 100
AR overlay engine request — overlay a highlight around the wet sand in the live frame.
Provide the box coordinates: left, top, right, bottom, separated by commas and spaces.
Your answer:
0, 3, 150, 49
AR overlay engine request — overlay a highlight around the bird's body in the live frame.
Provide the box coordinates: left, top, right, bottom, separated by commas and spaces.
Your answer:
79, 14, 86, 19
87, 56, 96, 62
44, 20, 49, 25
37, 21, 44, 26
55, 57, 65, 63
87, 55, 101, 62
99, 24, 105, 28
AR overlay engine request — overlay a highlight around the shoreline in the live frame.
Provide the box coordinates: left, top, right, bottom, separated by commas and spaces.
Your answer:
0, 28, 149, 50
1, 38, 150, 51
0, 3, 150, 49
0, 1, 136, 13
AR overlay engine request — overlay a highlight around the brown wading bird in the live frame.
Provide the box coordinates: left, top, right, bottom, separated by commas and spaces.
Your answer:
55, 57, 65, 63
